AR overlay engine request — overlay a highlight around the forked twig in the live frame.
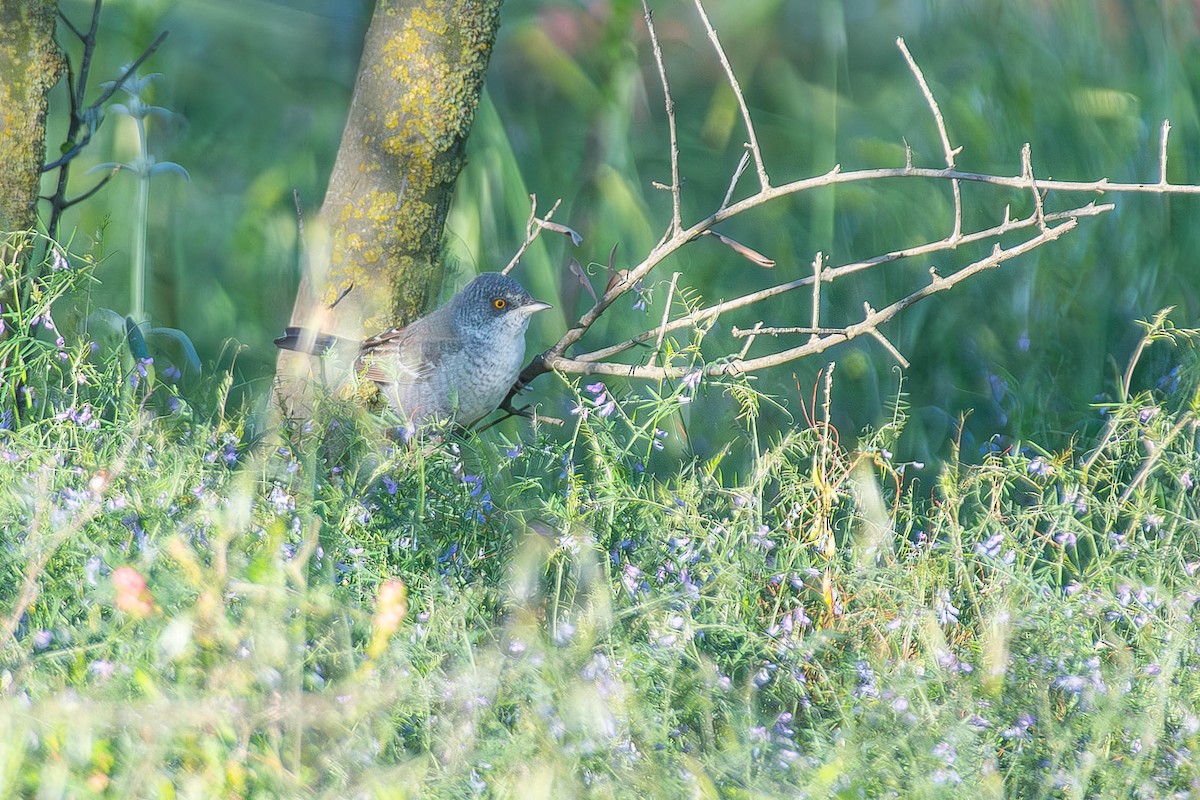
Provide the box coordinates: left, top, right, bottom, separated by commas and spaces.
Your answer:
641, 0, 682, 240
571, 202, 1111, 364
501, 195, 570, 276
505, 20, 1200, 405
540, 220, 1077, 380
898, 37, 962, 241
693, 0, 769, 190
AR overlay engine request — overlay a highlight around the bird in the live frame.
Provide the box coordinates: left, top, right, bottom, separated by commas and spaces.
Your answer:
274, 272, 551, 427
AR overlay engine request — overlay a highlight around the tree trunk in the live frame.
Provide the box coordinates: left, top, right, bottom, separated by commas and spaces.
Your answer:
0, 0, 63, 236
277, 0, 503, 407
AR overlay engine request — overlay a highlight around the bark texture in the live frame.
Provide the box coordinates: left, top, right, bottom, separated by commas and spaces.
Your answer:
288, 0, 502, 342
0, 0, 63, 234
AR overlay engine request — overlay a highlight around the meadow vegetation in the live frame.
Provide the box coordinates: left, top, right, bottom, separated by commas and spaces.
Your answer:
2, 241, 1199, 797
8, 2, 1200, 796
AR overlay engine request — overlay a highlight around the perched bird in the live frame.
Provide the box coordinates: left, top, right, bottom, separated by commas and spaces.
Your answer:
275, 272, 551, 427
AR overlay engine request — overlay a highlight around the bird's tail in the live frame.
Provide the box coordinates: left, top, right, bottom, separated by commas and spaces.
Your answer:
273, 327, 351, 356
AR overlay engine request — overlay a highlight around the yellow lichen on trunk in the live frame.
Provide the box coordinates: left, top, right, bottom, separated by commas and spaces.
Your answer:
0, 0, 63, 235
276, 0, 502, 413
298, 0, 501, 337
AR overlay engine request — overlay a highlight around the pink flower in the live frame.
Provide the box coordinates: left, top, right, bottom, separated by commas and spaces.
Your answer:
112, 566, 155, 617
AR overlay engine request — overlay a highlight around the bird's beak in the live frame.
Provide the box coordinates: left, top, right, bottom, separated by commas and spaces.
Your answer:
518, 300, 553, 315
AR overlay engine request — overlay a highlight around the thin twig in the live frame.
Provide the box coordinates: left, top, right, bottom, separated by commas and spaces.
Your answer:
809, 251, 823, 343
541, 220, 1078, 380
868, 328, 910, 369
571, 201, 1111, 364
733, 325, 861, 338
693, 0, 769, 189
1159, 119, 1172, 186
508, 40, 1200, 402
721, 150, 752, 211
501, 195, 564, 276
43, 23, 169, 244
530, 160, 1171, 376
736, 321, 762, 359
60, 168, 118, 208
653, 271, 681, 361
898, 37, 962, 241
641, 0, 682, 239
1021, 143, 1047, 231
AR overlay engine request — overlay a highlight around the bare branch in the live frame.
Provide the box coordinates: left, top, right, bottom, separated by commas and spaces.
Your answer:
732, 325, 858, 338
897, 37, 962, 241
736, 321, 762, 359
653, 271, 681, 362
60, 168, 118, 208
721, 150, 752, 211
542, 220, 1078, 380
693, 0, 769, 190
501, 195, 567, 276
868, 328, 910, 369
1159, 119, 1171, 186
809, 252, 824, 343
1021, 143, 1047, 231
505, 30, 1200, 402
571, 202, 1111, 364
641, 0, 682, 239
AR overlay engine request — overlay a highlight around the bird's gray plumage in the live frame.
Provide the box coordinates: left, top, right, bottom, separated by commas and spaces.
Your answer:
275, 272, 550, 426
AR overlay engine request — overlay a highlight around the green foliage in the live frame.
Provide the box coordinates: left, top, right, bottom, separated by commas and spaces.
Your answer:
45, 0, 1200, 461
3, 289, 1200, 796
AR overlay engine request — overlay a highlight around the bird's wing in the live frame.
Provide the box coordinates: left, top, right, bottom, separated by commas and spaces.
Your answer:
356, 317, 457, 385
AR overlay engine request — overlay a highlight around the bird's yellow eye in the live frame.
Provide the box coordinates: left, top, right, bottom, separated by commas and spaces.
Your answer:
493, 298, 507, 310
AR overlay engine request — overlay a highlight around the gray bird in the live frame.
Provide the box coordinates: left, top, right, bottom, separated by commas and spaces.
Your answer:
274, 272, 551, 426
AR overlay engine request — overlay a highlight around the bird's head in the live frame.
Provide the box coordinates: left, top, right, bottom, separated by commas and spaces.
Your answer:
454, 272, 552, 337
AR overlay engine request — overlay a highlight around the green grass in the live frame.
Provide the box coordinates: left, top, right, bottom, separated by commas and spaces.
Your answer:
3, 241, 1200, 797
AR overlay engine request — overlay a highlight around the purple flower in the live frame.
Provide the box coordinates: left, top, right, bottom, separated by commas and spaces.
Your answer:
89, 659, 115, 681
975, 532, 1003, 559
934, 589, 960, 626
632, 280, 649, 312
1001, 713, 1035, 740
1027, 457, 1053, 478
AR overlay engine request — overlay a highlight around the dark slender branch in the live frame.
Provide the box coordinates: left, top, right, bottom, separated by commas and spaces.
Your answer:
91, 30, 169, 110
61, 169, 119, 208
56, 8, 86, 41
43, 18, 169, 242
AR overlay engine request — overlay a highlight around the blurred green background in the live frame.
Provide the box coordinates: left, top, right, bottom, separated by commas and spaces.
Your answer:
45, 0, 1200, 465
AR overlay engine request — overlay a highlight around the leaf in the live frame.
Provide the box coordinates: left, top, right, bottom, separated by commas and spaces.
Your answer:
86, 162, 129, 176
146, 326, 202, 374
124, 316, 151, 361
567, 258, 598, 303
604, 243, 627, 294
144, 105, 176, 122
541, 219, 583, 247
704, 229, 776, 268
149, 162, 191, 181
